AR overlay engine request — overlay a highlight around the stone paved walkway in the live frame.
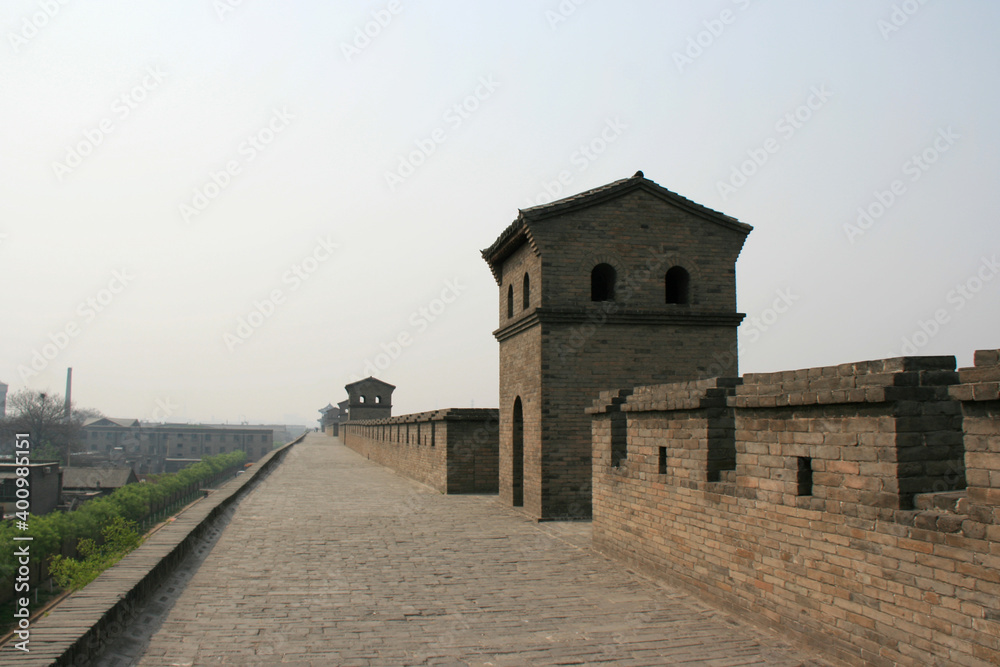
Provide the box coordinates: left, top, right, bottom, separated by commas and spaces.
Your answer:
96, 435, 833, 666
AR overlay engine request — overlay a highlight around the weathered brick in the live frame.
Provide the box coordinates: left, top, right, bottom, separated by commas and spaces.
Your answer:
592, 350, 1000, 666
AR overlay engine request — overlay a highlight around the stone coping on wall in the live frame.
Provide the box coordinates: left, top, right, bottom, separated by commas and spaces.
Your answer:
731, 356, 958, 409
588, 378, 743, 415
625, 377, 742, 412
17, 434, 305, 667
950, 348, 1000, 402
344, 407, 498, 426
586, 356, 968, 416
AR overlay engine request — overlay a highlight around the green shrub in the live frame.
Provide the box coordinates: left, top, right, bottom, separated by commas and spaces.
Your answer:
49, 517, 142, 590
0, 451, 246, 583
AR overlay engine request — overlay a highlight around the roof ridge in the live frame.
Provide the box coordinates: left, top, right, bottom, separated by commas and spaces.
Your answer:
519, 172, 744, 226
482, 172, 751, 284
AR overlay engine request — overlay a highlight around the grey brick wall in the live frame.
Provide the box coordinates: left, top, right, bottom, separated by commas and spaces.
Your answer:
590, 351, 1000, 666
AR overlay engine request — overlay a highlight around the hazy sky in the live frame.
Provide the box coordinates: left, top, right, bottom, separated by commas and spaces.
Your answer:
2, 1, 998, 426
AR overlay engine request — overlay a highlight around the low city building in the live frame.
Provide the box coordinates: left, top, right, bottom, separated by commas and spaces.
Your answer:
80, 419, 275, 474
0, 460, 61, 517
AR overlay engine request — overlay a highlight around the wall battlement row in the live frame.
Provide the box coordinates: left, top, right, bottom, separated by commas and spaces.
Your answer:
590, 350, 1000, 666
341, 408, 499, 494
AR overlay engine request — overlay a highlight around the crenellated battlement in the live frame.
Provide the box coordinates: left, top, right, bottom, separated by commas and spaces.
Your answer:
591, 350, 1000, 666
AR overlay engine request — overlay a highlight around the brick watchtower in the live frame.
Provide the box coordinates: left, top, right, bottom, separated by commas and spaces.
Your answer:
345, 377, 394, 421
482, 172, 752, 519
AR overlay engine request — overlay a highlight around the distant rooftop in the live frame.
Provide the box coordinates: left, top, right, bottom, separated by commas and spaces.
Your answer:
63, 467, 137, 490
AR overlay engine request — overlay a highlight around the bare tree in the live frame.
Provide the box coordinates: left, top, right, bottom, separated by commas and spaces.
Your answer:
0, 390, 104, 460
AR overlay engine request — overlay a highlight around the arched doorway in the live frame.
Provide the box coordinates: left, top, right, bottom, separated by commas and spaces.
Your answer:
512, 396, 524, 507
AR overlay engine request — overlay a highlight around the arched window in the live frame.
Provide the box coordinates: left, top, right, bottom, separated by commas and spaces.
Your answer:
359, 395, 367, 404
665, 266, 690, 304
591, 263, 616, 301
507, 284, 514, 318
522, 273, 530, 309
375, 396, 382, 404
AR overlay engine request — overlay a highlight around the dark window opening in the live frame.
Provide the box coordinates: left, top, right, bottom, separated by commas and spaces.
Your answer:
591, 263, 616, 302
522, 273, 530, 309
507, 284, 514, 318
797, 457, 813, 496
665, 266, 690, 304
658, 447, 667, 475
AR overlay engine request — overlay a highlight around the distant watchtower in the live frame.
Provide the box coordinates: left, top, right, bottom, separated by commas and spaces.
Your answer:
482, 172, 752, 519
337, 399, 350, 429
345, 377, 394, 421
319, 404, 340, 436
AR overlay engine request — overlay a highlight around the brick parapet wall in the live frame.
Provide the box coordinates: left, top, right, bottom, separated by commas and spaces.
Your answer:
341, 409, 499, 494
731, 355, 957, 408
623, 376, 742, 412
731, 356, 965, 513
950, 349, 1000, 524
591, 352, 1000, 666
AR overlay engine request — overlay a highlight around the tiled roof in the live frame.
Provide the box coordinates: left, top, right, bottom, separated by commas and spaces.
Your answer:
62, 466, 137, 490
345, 376, 396, 390
481, 172, 751, 283
82, 417, 140, 428
518, 171, 746, 226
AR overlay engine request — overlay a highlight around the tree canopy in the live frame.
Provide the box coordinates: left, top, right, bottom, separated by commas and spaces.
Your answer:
0, 389, 103, 458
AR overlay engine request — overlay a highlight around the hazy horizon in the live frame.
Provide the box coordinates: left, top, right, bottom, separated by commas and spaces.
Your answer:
3, 1, 998, 426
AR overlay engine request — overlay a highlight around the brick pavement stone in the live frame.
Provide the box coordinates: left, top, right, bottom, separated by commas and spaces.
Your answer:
95, 434, 832, 666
